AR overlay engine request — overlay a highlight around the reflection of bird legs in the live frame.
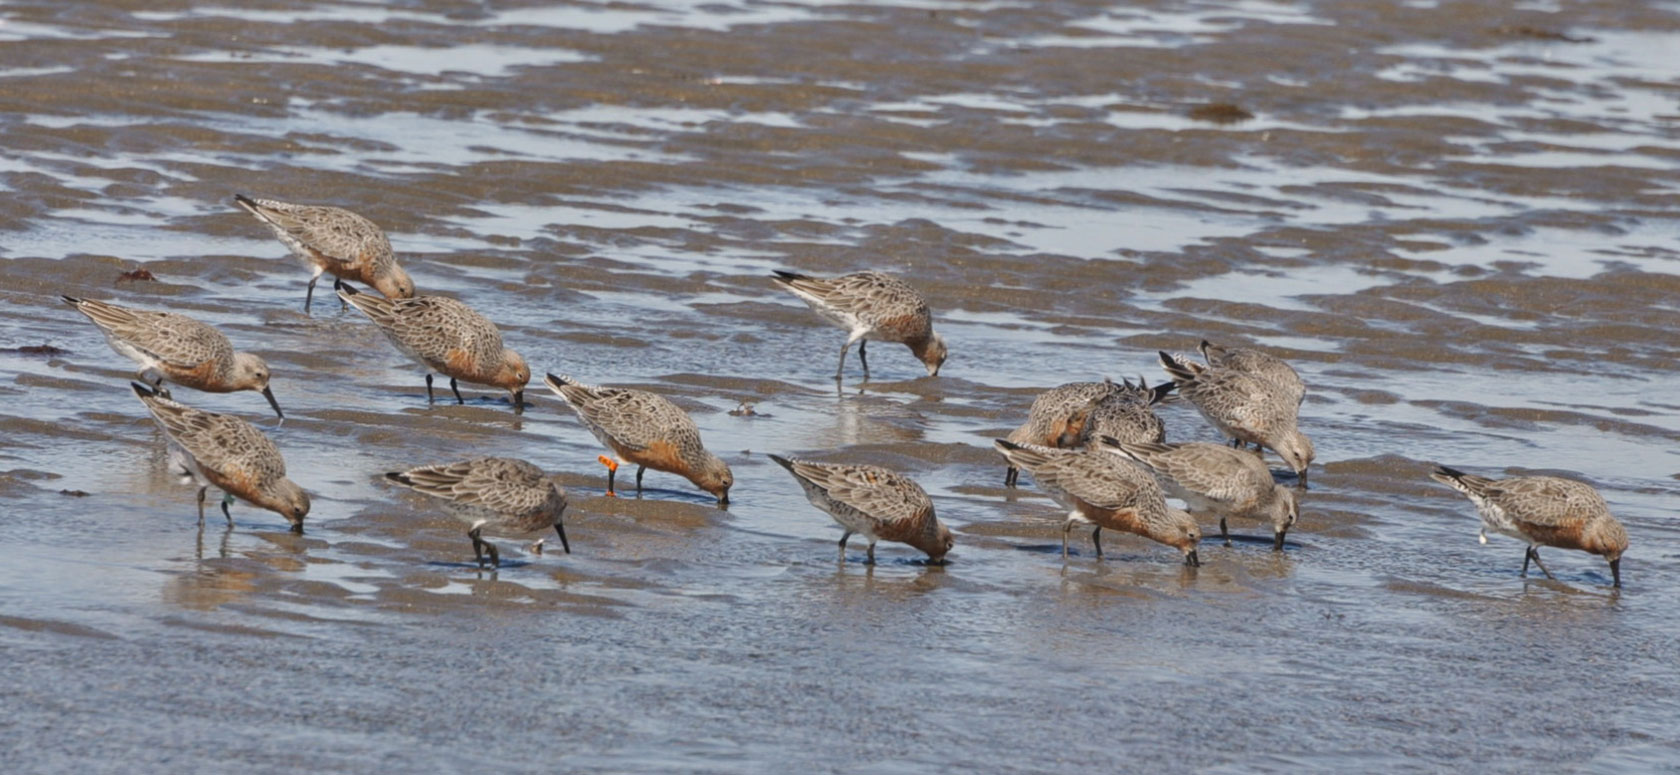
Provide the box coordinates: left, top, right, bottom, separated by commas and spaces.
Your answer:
598, 455, 619, 496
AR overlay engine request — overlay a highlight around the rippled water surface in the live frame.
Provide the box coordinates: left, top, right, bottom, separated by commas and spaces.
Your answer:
3, 0, 1679, 772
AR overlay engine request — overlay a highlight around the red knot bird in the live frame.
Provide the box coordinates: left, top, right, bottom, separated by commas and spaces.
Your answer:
64, 296, 283, 420
131, 382, 309, 531
338, 283, 529, 411
1159, 351, 1314, 487
768, 455, 953, 564
1106, 438, 1297, 550
233, 194, 415, 314
544, 373, 733, 507
993, 439, 1201, 565
1003, 378, 1170, 487
770, 270, 948, 380
1430, 465, 1629, 587
1199, 339, 1304, 407
385, 457, 570, 568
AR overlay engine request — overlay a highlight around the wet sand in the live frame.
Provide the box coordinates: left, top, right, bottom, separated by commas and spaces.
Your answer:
3, 0, 1679, 771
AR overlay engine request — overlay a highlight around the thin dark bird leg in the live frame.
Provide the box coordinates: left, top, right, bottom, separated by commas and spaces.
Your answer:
425, 374, 435, 404
469, 528, 487, 567
1220, 516, 1231, 547
636, 465, 646, 492
838, 530, 853, 563
450, 377, 464, 405
866, 541, 876, 565
220, 493, 234, 526
606, 465, 616, 496
1062, 519, 1074, 559
1091, 526, 1103, 559
1526, 547, 1555, 580
1004, 466, 1018, 488
196, 486, 207, 523
858, 339, 869, 379
834, 340, 852, 380
304, 275, 318, 315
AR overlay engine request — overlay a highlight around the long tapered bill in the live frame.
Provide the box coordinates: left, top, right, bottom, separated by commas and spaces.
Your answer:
262, 386, 285, 421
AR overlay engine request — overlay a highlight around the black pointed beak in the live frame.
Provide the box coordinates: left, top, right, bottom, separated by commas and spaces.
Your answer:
1273, 530, 1287, 552
1295, 469, 1309, 490
555, 522, 571, 555
513, 389, 525, 414
717, 490, 730, 508
262, 386, 284, 422
1610, 558, 1621, 588
1185, 549, 1200, 567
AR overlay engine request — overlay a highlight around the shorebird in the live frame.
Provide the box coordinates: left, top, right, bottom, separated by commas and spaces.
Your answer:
233, 194, 415, 314
1429, 465, 1629, 587
768, 455, 953, 564
1199, 339, 1304, 407
338, 283, 528, 411
1159, 351, 1314, 487
544, 373, 733, 506
993, 439, 1201, 565
385, 457, 570, 568
1072, 378, 1172, 448
63, 296, 283, 420
1106, 438, 1297, 550
1003, 378, 1170, 487
131, 382, 309, 531
770, 270, 948, 380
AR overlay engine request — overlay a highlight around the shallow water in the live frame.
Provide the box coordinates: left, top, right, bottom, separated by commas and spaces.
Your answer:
3, 0, 1679, 771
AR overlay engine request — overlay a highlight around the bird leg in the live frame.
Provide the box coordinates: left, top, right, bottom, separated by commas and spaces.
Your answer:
220, 492, 234, 525
1062, 519, 1074, 559
1091, 526, 1104, 559
304, 273, 319, 315
597, 455, 619, 496
1525, 547, 1555, 580
425, 374, 435, 404
469, 527, 486, 567
1220, 516, 1231, 547
196, 486, 207, 523
1004, 466, 1018, 488
866, 541, 876, 565
858, 339, 869, 379
834, 341, 851, 380
636, 465, 646, 493
450, 377, 464, 405
838, 530, 853, 563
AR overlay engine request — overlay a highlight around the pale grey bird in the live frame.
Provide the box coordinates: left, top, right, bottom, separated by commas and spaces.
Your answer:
385, 457, 570, 568
771, 270, 948, 379
1160, 351, 1314, 487
1199, 339, 1304, 407
1106, 438, 1297, 550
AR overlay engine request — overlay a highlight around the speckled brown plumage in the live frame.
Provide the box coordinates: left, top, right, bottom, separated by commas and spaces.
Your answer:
1430, 466, 1628, 587
544, 373, 732, 506
769, 455, 952, 563
131, 382, 308, 530
771, 270, 947, 379
234, 194, 415, 313
386, 457, 570, 567
339, 284, 529, 410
